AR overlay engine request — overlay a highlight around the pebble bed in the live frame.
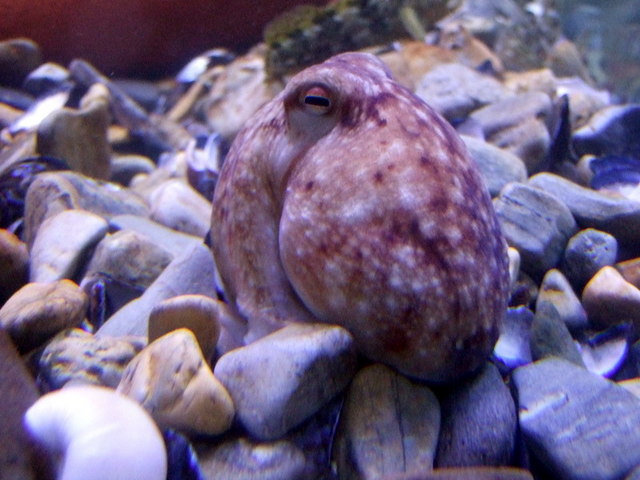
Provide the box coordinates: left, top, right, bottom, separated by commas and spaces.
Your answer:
2, 2, 640, 480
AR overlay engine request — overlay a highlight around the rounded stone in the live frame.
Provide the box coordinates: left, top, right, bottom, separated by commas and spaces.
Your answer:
149, 179, 212, 238
148, 294, 222, 360
0, 280, 88, 353
536, 269, 588, 332
0, 229, 28, 304
117, 328, 234, 436
562, 228, 618, 293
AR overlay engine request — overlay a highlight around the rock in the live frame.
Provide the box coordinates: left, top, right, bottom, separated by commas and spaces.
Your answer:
118, 328, 234, 436
381, 467, 534, 479
24, 385, 167, 480
582, 266, 640, 333
0, 229, 28, 304
23, 171, 148, 247
464, 92, 553, 172
149, 179, 211, 238
109, 214, 203, 258
96, 242, 217, 338
530, 301, 585, 367
554, 77, 611, 129
504, 69, 558, 97
415, 63, 508, 121
461, 136, 527, 197
22, 62, 70, 97
562, 228, 618, 293
0, 329, 47, 480
576, 327, 629, 378
82, 229, 173, 290
110, 154, 155, 186
0, 38, 42, 87
513, 357, 640, 480
334, 364, 440, 480
616, 257, 640, 290
492, 306, 533, 373
148, 294, 222, 360
528, 172, 640, 246
536, 269, 588, 332
37, 83, 112, 179
198, 437, 306, 480
436, 363, 516, 468
493, 182, 577, 279
38, 328, 144, 390
29, 209, 108, 283
573, 104, 640, 159
214, 323, 356, 440
0, 280, 87, 353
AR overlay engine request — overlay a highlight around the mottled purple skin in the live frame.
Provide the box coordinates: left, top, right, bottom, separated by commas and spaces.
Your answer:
211, 52, 509, 382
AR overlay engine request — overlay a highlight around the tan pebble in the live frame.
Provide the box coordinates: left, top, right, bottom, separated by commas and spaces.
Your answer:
0, 229, 28, 303
582, 266, 640, 331
615, 257, 640, 290
117, 328, 234, 436
148, 294, 222, 359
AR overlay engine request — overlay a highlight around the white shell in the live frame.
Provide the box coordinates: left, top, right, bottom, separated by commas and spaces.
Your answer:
24, 385, 167, 480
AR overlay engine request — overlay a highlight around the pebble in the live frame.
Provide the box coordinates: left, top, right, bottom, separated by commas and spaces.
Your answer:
461, 136, 527, 197
214, 323, 356, 440
530, 300, 585, 366
198, 437, 306, 480
572, 104, 640, 159
22, 62, 70, 97
463, 92, 553, 172
147, 294, 222, 360
528, 172, 640, 246
149, 178, 212, 238
36, 83, 112, 180
24, 385, 167, 480
334, 363, 441, 480
582, 266, 640, 333
415, 63, 508, 121
0, 280, 87, 353
562, 228, 618, 293
0, 38, 42, 87
616, 257, 640, 290
492, 306, 533, 373
110, 154, 156, 186
436, 363, 516, 468
514, 357, 640, 480
37, 328, 144, 390
0, 229, 28, 304
493, 182, 577, 279
576, 327, 629, 378
381, 467, 534, 480
0, 329, 46, 480
29, 209, 108, 283
536, 269, 588, 332
117, 328, 234, 436
23, 171, 148, 247
82, 229, 173, 291
96, 242, 217, 338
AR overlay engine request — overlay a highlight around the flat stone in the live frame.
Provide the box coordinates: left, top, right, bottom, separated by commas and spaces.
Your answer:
29, 209, 108, 283
582, 266, 640, 333
23, 171, 148, 246
461, 136, 527, 197
198, 437, 306, 480
118, 328, 234, 436
0, 229, 28, 304
415, 63, 508, 121
562, 228, 618, 293
530, 301, 585, 366
572, 104, 640, 159
37, 83, 112, 179
536, 269, 588, 332
148, 294, 222, 360
334, 363, 440, 480
0, 280, 87, 353
109, 214, 203, 258
38, 328, 144, 390
214, 323, 357, 440
96, 242, 217, 338
110, 154, 155, 186
22, 62, 70, 97
0, 329, 46, 480
83, 230, 173, 290
149, 179, 212, 238
528, 172, 640, 246
489, 117, 551, 174
493, 182, 577, 279
436, 363, 516, 468
380, 467, 534, 480
513, 357, 640, 480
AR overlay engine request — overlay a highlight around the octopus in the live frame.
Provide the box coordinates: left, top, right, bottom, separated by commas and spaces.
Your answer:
211, 52, 509, 382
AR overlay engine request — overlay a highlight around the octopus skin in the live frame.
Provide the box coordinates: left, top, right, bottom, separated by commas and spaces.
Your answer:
211, 52, 509, 382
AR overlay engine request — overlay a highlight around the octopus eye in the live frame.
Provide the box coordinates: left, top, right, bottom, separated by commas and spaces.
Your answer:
301, 85, 333, 115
